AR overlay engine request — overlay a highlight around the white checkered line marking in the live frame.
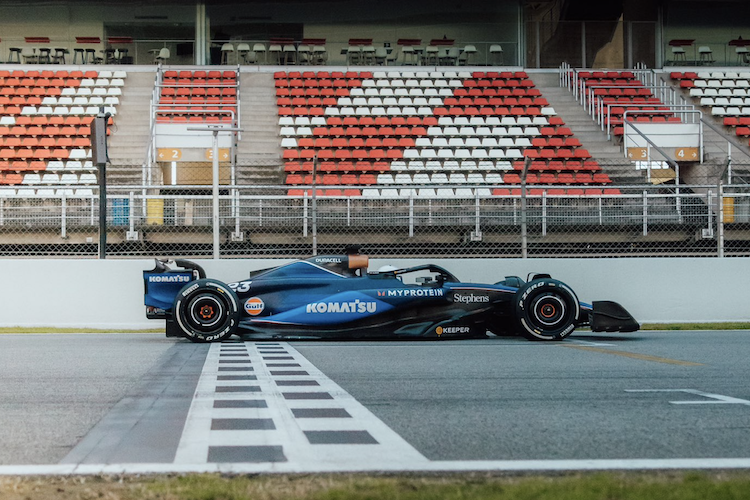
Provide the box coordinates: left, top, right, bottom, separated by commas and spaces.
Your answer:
174, 341, 428, 468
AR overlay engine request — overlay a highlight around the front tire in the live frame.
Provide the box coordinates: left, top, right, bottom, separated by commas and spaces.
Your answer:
173, 279, 240, 343
515, 278, 579, 341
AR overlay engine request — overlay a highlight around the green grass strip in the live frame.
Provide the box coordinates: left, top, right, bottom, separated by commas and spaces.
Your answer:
4, 472, 750, 500
0, 327, 162, 334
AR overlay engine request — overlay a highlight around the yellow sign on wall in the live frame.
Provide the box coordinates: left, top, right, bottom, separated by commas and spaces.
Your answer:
724, 197, 735, 224
157, 148, 182, 161
674, 147, 699, 161
205, 148, 230, 161
627, 147, 648, 160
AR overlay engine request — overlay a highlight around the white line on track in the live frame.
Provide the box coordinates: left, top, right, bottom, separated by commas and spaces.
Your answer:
570, 340, 616, 347
5, 458, 750, 475
626, 389, 750, 405
174, 342, 428, 468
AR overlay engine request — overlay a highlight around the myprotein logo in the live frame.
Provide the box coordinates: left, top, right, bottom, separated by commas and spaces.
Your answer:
377, 289, 445, 297
452, 292, 490, 304
306, 300, 376, 314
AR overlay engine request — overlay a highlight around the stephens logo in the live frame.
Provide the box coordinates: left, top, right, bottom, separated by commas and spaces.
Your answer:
244, 297, 265, 316
452, 293, 490, 304
306, 300, 377, 314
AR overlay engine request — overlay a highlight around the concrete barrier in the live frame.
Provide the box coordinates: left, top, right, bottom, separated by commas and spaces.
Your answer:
1, 257, 748, 329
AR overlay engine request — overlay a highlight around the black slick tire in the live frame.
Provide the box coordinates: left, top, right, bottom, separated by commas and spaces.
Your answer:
514, 278, 579, 341
173, 279, 240, 343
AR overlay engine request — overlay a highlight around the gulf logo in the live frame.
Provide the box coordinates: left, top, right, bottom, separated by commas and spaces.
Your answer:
244, 297, 265, 316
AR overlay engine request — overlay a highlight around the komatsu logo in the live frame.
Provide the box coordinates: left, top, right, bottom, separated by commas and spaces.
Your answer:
453, 293, 490, 304
148, 275, 191, 283
378, 289, 445, 297
306, 300, 377, 314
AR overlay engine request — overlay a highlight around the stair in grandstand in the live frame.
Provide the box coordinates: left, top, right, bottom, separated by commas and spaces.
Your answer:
106, 71, 155, 186
560, 66, 730, 187
532, 72, 646, 185
235, 72, 285, 185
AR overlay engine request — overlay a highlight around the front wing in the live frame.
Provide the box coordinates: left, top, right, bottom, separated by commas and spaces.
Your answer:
590, 301, 640, 332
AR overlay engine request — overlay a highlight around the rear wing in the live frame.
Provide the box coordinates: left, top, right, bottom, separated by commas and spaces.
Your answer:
143, 259, 205, 319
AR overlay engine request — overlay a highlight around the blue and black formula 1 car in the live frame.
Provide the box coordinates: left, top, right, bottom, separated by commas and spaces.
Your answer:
143, 250, 639, 343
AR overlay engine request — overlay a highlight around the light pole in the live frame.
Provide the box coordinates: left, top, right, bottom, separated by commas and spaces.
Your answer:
311, 154, 318, 255
91, 108, 110, 259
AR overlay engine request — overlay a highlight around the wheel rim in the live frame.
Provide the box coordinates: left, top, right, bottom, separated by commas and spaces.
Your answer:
530, 293, 567, 329
187, 293, 225, 331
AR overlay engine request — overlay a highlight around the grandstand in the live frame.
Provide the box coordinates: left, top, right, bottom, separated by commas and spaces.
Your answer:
0, 0, 749, 258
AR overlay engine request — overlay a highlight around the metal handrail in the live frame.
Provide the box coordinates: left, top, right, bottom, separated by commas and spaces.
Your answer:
585, 84, 677, 114
601, 103, 698, 137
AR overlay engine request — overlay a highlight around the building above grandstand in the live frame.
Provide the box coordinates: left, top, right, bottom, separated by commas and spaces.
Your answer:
0, 1, 749, 69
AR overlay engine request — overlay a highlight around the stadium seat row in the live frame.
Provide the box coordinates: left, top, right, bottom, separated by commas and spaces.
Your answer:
573, 70, 678, 136
163, 70, 238, 80
156, 68, 238, 123
672, 72, 750, 146
0, 70, 121, 185
278, 70, 612, 193
288, 187, 622, 197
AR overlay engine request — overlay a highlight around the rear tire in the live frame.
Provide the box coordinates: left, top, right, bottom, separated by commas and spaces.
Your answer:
514, 278, 579, 341
173, 279, 240, 343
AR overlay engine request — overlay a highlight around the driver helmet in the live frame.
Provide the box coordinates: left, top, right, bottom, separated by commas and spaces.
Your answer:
377, 265, 399, 273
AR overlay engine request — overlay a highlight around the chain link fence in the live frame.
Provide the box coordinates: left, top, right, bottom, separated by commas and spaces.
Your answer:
0, 159, 749, 258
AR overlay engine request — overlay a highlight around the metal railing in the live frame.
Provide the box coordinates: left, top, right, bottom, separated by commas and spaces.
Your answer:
1, 181, 749, 258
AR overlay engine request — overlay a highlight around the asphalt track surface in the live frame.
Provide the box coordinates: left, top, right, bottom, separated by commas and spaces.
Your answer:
1, 330, 750, 474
